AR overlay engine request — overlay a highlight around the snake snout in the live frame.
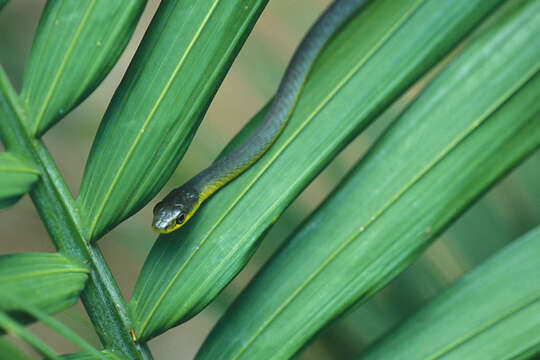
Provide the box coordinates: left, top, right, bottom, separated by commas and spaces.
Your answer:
151, 217, 169, 232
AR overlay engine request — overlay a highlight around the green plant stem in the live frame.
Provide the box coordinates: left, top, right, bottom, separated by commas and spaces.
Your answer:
0, 68, 152, 359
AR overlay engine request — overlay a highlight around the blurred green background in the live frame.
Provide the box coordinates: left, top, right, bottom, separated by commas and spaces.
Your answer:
1, 1, 538, 358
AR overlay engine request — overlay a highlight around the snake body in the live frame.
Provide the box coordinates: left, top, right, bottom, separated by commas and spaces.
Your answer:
152, 0, 369, 233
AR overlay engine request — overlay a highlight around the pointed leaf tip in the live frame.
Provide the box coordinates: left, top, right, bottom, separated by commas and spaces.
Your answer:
21, 0, 147, 136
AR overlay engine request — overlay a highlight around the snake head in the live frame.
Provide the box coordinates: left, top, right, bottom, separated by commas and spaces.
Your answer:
152, 184, 199, 234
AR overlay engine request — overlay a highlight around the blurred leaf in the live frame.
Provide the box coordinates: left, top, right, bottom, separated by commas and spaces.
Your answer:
359, 226, 540, 360
0, 311, 60, 360
0, 0, 7, 11
130, 0, 506, 341
21, 0, 147, 136
441, 152, 540, 267
78, 0, 268, 242
195, 1, 540, 358
0, 253, 88, 322
361, 227, 540, 360
509, 151, 540, 220
0, 337, 32, 360
0, 293, 106, 360
59, 351, 120, 360
0, 152, 39, 209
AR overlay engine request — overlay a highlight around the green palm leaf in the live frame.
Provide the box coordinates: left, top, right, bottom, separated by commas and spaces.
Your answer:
2, 293, 107, 360
0, 253, 88, 320
196, 1, 540, 357
78, 0, 268, 242
21, 0, 146, 136
0, 311, 60, 360
1, 1, 538, 358
0, 337, 31, 360
59, 351, 120, 360
358, 225, 540, 359
0, 152, 39, 209
130, 0, 506, 341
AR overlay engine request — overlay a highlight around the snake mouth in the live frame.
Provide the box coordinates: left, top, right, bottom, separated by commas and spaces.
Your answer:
151, 217, 179, 234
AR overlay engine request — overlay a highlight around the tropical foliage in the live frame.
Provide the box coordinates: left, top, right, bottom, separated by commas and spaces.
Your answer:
0, 0, 538, 358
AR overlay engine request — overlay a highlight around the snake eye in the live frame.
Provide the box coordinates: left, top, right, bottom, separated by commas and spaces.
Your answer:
176, 214, 185, 225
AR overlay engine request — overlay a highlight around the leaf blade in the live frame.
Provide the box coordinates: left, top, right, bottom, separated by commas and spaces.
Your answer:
130, 0, 507, 341
0, 152, 39, 209
1, 293, 107, 360
0, 311, 60, 360
0, 337, 32, 360
21, 0, 147, 136
78, 0, 268, 241
0, 253, 89, 320
59, 351, 121, 360
359, 226, 540, 360
195, 1, 540, 357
